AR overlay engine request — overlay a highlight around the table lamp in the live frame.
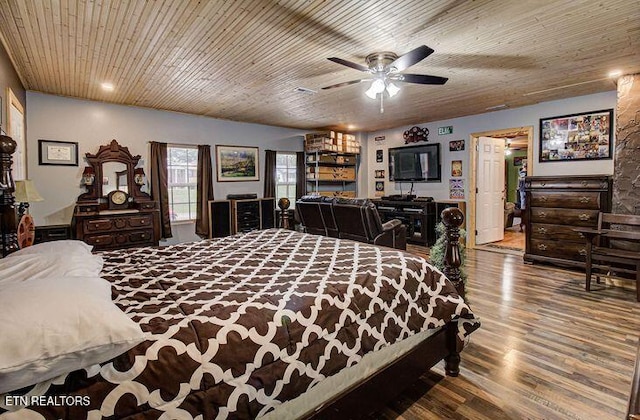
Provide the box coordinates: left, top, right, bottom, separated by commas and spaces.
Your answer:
14, 179, 44, 220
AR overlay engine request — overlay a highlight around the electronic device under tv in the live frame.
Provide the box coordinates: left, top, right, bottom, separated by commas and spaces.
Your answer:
388, 143, 441, 182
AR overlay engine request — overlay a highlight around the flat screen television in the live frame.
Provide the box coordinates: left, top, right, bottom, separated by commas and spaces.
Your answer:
388, 143, 441, 182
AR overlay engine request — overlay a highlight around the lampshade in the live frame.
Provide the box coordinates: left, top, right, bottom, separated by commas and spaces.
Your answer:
365, 79, 386, 99
14, 180, 44, 203
386, 82, 400, 97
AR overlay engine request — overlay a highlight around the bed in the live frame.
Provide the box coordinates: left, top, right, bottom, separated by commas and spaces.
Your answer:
0, 140, 479, 419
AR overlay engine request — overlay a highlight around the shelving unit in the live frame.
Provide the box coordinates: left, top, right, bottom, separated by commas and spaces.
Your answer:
304, 131, 359, 198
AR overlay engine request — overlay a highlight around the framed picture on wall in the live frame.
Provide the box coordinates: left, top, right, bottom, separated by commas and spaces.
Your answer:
216, 145, 259, 181
539, 109, 613, 162
38, 139, 79, 166
451, 160, 462, 177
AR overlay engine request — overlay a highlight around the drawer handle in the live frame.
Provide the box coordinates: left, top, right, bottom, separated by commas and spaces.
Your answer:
577, 232, 585, 238
537, 244, 548, 251
579, 249, 587, 256
578, 213, 590, 221
581, 180, 588, 186
538, 211, 546, 219
579, 196, 591, 203
540, 182, 546, 186
539, 196, 548, 202
141, 219, 146, 224
537, 227, 547, 234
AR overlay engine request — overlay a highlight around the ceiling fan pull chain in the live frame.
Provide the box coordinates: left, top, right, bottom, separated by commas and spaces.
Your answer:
380, 93, 384, 114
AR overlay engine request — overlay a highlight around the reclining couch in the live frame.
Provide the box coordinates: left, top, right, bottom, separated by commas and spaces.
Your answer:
296, 196, 407, 250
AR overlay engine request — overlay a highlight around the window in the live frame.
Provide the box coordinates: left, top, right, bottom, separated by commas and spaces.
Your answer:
167, 145, 198, 221
276, 152, 297, 208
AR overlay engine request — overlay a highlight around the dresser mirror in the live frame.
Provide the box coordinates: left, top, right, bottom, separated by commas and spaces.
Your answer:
77, 139, 151, 207
103, 161, 129, 195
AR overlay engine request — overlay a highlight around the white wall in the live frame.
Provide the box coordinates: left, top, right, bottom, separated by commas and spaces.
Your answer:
26, 92, 305, 243
365, 91, 617, 199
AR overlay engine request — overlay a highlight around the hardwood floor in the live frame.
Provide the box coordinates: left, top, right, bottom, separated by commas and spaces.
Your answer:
376, 247, 640, 419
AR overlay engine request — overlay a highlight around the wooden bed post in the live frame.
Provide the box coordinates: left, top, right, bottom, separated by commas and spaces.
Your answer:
441, 206, 465, 299
0, 134, 19, 256
442, 207, 465, 377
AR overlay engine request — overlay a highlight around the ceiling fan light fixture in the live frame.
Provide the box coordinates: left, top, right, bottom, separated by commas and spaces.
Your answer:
365, 86, 378, 99
365, 79, 386, 99
386, 82, 400, 97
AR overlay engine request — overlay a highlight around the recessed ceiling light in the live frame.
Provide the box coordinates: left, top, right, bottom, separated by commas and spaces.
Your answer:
101, 82, 114, 91
347, 124, 356, 131
608, 70, 622, 78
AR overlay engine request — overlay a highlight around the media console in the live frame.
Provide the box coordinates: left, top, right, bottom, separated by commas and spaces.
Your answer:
372, 199, 465, 246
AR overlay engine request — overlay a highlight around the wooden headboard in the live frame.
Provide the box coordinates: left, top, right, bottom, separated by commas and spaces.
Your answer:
0, 134, 19, 256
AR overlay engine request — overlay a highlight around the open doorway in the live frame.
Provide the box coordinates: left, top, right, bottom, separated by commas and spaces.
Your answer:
468, 126, 534, 254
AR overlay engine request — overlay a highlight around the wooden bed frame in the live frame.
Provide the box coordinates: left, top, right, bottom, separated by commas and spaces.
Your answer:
0, 138, 469, 418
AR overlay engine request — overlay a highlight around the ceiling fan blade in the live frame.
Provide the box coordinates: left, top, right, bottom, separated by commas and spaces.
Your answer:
393, 73, 448, 85
321, 79, 368, 90
327, 57, 370, 72
390, 45, 434, 71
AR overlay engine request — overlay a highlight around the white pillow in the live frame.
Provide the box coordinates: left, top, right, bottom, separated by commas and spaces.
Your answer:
8, 240, 93, 258
0, 276, 147, 393
0, 254, 104, 287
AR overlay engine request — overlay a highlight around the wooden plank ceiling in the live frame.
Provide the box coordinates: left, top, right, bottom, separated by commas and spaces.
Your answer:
0, 0, 638, 133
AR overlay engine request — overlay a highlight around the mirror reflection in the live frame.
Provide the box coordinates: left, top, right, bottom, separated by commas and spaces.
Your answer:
102, 161, 128, 195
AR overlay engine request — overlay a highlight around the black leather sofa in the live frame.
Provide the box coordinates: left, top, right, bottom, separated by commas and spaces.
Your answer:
296, 196, 407, 250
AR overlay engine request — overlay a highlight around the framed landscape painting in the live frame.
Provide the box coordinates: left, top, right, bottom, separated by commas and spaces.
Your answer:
539, 109, 613, 162
216, 145, 259, 181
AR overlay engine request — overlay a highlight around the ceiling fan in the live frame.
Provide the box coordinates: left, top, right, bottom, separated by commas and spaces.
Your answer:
321, 45, 448, 113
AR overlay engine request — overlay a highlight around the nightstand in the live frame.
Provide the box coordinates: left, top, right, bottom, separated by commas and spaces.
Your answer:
34, 224, 72, 244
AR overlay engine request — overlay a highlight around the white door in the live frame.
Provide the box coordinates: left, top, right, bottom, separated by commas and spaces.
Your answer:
476, 136, 505, 244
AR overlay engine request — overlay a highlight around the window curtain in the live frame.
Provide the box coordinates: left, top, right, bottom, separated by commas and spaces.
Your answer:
264, 149, 276, 198
195, 145, 214, 238
149, 141, 172, 239
295, 151, 306, 199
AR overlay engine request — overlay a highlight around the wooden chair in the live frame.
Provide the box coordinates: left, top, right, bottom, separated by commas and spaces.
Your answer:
578, 213, 640, 301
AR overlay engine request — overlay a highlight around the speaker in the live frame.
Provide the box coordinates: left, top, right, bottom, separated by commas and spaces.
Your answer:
260, 198, 276, 229
209, 200, 232, 238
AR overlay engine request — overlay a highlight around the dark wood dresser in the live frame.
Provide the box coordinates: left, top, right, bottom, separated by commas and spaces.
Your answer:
71, 139, 161, 251
524, 175, 612, 268
73, 204, 160, 251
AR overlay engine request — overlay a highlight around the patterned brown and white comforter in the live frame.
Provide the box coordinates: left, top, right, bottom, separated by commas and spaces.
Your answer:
1, 229, 479, 419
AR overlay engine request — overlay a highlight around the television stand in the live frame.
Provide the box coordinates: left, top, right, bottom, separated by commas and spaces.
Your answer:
372, 199, 465, 246
381, 194, 416, 201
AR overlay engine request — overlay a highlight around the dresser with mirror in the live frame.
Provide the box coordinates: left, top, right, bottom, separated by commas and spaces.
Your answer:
72, 139, 160, 250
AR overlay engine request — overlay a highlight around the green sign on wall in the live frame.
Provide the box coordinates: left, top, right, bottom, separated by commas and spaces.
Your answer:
438, 126, 453, 135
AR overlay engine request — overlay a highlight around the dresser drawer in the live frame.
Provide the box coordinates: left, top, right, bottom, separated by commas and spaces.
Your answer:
84, 229, 154, 249
84, 234, 114, 247
530, 207, 599, 226
127, 230, 154, 243
529, 191, 601, 210
529, 223, 587, 242
528, 178, 610, 190
529, 239, 588, 261
84, 219, 113, 232
128, 215, 153, 228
